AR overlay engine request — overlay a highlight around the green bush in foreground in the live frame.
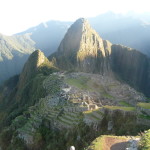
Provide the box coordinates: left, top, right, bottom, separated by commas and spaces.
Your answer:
139, 129, 150, 150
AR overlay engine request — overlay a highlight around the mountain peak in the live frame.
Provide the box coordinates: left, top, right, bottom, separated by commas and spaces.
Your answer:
17, 50, 53, 91
29, 49, 45, 67
52, 18, 111, 73
72, 18, 92, 33
57, 18, 104, 54
74, 18, 88, 24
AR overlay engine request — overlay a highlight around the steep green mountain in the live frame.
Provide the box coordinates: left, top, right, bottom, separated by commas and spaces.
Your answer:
50, 18, 150, 97
0, 50, 56, 129
111, 45, 150, 97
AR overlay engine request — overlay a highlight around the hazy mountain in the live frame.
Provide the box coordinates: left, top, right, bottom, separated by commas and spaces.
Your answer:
0, 21, 71, 84
89, 12, 150, 56
0, 33, 35, 84
17, 20, 71, 56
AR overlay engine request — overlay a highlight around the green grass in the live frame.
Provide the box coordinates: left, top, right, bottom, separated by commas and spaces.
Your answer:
44, 74, 61, 95
104, 105, 136, 111
84, 112, 100, 120
139, 114, 150, 120
65, 76, 90, 90
64, 112, 79, 118
86, 135, 130, 150
137, 103, 150, 109
139, 129, 150, 150
119, 101, 131, 107
83, 108, 102, 114
83, 109, 103, 120
57, 117, 72, 125
89, 113, 101, 120
87, 136, 104, 150
60, 115, 76, 122
102, 93, 115, 99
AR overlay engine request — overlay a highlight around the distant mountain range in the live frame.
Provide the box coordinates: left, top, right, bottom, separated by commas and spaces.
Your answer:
0, 21, 70, 83
89, 12, 150, 56
0, 12, 150, 83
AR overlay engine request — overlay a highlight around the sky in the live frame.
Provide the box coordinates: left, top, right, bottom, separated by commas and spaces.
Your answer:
0, 0, 150, 35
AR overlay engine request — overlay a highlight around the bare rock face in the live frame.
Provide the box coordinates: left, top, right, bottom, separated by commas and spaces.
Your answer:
52, 18, 112, 74
111, 45, 150, 97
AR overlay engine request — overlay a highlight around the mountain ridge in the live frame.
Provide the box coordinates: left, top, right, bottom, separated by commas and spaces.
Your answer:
49, 18, 150, 97
50, 18, 112, 74
1, 12, 150, 84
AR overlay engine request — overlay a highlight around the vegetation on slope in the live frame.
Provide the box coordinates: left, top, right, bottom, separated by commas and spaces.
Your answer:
0, 50, 57, 129
65, 76, 89, 90
139, 129, 150, 150
86, 135, 130, 150
138, 103, 150, 109
104, 105, 136, 111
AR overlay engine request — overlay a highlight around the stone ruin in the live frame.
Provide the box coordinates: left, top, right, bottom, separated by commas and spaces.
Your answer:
63, 100, 99, 113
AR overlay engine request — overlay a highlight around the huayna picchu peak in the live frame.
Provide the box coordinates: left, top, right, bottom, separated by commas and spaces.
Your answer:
50, 18, 112, 74
0, 18, 149, 150
50, 18, 150, 97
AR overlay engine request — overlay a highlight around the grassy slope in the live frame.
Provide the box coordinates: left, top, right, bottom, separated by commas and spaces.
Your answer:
65, 76, 90, 90
137, 103, 150, 109
65, 75, 114, 99
86, 135, 130, 150
104, 105, 136, 111
119, 101, 132, 107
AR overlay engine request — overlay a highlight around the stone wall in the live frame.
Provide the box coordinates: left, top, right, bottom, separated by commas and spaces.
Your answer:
138, 107, 150, 116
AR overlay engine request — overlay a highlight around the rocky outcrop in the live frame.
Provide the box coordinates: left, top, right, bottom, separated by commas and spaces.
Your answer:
50, 18, 112, 74
111, 45, 150, 97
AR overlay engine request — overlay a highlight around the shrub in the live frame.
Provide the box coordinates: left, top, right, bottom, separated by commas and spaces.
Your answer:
139, 129, 150, 150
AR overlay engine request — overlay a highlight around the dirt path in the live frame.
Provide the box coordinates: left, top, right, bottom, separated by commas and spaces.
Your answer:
103, 137, 129, 150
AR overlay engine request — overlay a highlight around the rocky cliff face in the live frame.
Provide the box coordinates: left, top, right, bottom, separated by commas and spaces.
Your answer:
111, 45, 150, 97
52, 18, 112, 74
50, 18, 150, 97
